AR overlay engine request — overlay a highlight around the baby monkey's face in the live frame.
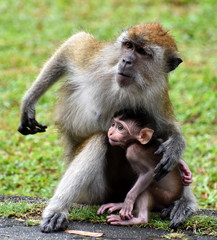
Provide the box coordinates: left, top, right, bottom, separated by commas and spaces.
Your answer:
108, 116, 154, 148
107, 117, 138, 149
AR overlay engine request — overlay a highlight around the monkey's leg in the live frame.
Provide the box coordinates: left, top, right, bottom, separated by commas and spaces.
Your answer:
40, 133, 108, 233
169, 186, 198, 228
106, 191, 150, 225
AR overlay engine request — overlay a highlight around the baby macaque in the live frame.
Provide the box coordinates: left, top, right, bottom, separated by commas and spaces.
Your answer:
97, 109, 192, 225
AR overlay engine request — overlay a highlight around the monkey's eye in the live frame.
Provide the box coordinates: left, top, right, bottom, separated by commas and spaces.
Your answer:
137, 47, 148, 56
117, 124, 124, 131
123, 41, 133, 49
111, 121, 115, 127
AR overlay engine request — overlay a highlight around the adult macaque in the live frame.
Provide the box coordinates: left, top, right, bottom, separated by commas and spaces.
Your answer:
18, 23, 198, 232
97, 109, 192, 225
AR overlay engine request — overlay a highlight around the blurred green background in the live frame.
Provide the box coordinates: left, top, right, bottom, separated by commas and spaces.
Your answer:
0, 0, 216, 210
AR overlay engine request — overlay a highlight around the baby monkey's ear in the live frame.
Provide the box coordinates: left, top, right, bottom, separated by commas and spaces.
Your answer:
137, 128, 154, 144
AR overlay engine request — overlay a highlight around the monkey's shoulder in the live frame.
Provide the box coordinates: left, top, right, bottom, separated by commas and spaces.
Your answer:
67, 32, 97, 45
126, 142, 157, 159
62, 32, 107, 68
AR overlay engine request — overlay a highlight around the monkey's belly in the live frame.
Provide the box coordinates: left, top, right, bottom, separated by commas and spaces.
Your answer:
150, 168, 183, 208
105, 145, 137, 202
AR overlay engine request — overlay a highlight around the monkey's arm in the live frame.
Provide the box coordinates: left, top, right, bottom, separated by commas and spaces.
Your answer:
154, 132, 185, 180
18, 32, 99, 135
18, 49, 67, 135
120, 171, 153, 220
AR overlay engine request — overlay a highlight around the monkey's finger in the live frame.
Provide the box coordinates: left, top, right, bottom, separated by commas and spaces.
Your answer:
119, 213, 129, 220
169, 205, 192, 229
120, 208, 133, 220
50, 213, 68, 232
154, 159, 167, 174
109, 218, 140, 226
34, 127, 47, 133
26, 127, 46, 135
161, 204, 174, 219
97, 208, 104, 215
27, 119, 47, 134
106, 214, 121, 222
48, 213, 60, 231
109, 221, 128, 225
154, 145, 165, 155
97, 207, 108, 215
124, 213, 133, 220
18, 120, 37, 135
108, 217, 137, 226
18, 125, 32, 135
97, 203, 122, 215
97, 205, 110, 215
29, 119, 47, 129
35, 122, 47, 129
108, 205, 122, 213
154, 164, 169, 181
182, 179, 192, 186
40, 214, 55, 233
183, 174, 192, 180
154, 154, 173, 180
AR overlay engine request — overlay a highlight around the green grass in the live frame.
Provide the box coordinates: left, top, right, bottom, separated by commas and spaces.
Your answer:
0, 0, 216, 211
0, 201, 43, 221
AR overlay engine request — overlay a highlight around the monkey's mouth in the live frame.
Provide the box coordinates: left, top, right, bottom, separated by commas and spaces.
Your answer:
108, 138, 118, 145
118, 72, 131, 78
109, 139, 126, 149
117, 73, 133, 87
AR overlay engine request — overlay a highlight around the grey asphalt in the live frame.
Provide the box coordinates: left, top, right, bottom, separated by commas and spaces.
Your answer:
0, 195, 216, 240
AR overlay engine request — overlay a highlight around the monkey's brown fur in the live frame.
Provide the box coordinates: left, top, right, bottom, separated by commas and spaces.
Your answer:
129, 23, 177, 49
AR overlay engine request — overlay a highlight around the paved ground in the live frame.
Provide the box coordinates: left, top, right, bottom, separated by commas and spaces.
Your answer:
0, 195, 216, 240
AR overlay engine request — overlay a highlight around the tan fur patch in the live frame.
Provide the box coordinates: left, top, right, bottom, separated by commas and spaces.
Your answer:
128, 23, 177, 50
63, 32, 106, 68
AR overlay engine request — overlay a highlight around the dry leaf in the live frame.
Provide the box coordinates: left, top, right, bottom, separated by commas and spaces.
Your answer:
65, 230, 105, 237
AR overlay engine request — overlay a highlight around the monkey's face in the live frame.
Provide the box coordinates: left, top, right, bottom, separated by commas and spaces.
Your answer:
108, 117, 138, 148
116, 40, 158, 88
115, 24, 182, 89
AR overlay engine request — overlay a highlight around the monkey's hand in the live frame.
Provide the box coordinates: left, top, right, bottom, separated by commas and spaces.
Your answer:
97, 203, 123, 215
40, 212, 68, 233
154, 134, 185, 181
119, 199, 134, 220
179, 160, 192, 186
18, 109, 47, 135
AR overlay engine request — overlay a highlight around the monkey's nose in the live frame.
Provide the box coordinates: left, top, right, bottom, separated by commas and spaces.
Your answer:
122, 53, 136, 65
123, 58, 132, 65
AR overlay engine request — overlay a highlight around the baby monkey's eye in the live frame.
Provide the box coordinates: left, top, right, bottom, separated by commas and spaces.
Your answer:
117, 124, 124, 131
111, 121, 115, 127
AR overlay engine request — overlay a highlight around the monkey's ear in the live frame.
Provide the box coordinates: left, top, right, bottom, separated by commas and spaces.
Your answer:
138, 128, 154, 145
167, 56, 183, 72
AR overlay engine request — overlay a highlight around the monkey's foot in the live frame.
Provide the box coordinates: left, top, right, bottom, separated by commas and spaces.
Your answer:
161, 203, 174, 219
169, 200, 195, 228
119, 204, 134, 220
40, 212, 68, 233
97, 203, 123, 215
106, 214, 147, 225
